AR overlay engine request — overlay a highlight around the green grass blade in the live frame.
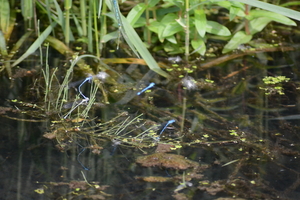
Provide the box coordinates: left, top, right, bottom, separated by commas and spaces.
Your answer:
0, 0, 10, 35
52, 0, 64, 25
231, 0, 300, 22
12, 21, 57, 67
80, 0, 87, 36
127, 3, 147, 26
121, 15, 170, 78
194, 7, 207, 38
222, 31, 252, 53
21, 0, 33, 21
88, 1, 94, 53
0, 30, 7, 55
64, 0, 72, 45
106, 0, 170, 78
8, 31, 33, 60
55, 54, 101, 110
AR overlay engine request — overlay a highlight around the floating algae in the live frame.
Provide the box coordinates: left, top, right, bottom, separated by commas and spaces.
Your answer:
136, 153, 199, 170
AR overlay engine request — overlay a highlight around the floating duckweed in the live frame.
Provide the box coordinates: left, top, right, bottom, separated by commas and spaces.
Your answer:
34, 188, 44, 194
229, 130, 238, 136
262, 76, 290, 84
205, 79, 214, 83
260, 76, 289, 95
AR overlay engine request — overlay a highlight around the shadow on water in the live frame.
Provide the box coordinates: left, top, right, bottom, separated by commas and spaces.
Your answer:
1, 47, 300, 200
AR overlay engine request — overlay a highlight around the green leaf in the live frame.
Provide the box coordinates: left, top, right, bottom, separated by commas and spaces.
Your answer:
148, 0, 160, 7
7, 31, 33, 60
106, 0, 170, 78
164, 43, 184, 54
163, 0, 184, 9
12, 22, 57, 67
52, 0, 64, 25
166, 35, 177, 44
280, 2, 300, 7
229, 6, 244, 20
194, 8, 206, 38
158, 13, 182, 41
231, 0, 300, 22
222, 31, 252, 53
161, 23, 183, 38
148, 20, 161, 34
247, 10, 296, 26
213, 0, 245, 17
191, 38, 206, 56
102, 31, 118, 43
231, 79, 247, 95
127, 3, 147, 26
21, 0, 33, 20
249, 17, 272, 35
213, 0, 244, 9
0, 30, 7, 55
206, 21, 231, 36
0, 0, 10, 34
160, 13, 178, 24
133, 17, 147, 28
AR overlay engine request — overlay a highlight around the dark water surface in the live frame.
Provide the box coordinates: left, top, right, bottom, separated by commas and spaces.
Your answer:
1, 49, 300, 200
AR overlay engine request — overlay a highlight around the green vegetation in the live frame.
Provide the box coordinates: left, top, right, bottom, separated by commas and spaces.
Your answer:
260, 76, 290, 95
1, 0, 300, 199
1, 0, 300, 77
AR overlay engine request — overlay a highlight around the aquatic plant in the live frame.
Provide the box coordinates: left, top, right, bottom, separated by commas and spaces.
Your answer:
1, 1, 300, 199
1, 0, 300, 79
260, 76, 290, 95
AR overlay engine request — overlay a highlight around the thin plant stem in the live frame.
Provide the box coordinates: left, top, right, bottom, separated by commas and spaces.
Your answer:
114, 114, 143, 136
93, 0, 100, 57
185, 0, 189, 62
145, 0, 151, 45
43, 43, 50, 110
45, 0, 55, 37
80, 0, 87, 37
88, 0, 93, 53
64, 0, 72, 46
244, 4, 250, 35
80, 80, 99, 119
181, 97, 186, 133
99, 0, 107, 53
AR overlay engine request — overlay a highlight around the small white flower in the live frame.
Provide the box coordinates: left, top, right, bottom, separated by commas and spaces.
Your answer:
182, 76, 197, 90
95, 71, 109, 81
168, 56, 182, 63
174, 181, 193, 192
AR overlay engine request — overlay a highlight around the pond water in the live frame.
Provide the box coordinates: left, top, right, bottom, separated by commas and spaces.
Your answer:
1, 46, 300, 200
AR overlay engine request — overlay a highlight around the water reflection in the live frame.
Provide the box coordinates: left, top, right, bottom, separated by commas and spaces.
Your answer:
1, 53, 300, 200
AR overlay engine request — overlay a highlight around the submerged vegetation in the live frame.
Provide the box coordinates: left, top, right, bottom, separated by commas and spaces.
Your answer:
1, 0, 300, 199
